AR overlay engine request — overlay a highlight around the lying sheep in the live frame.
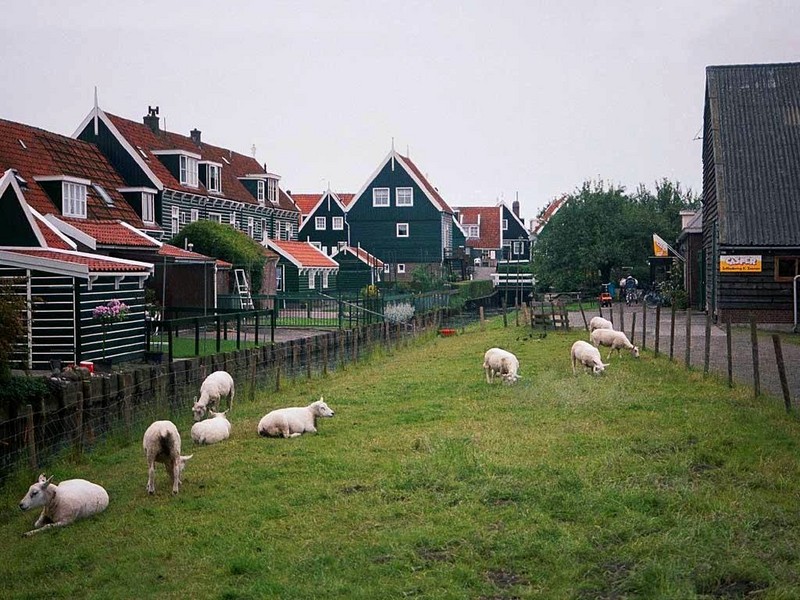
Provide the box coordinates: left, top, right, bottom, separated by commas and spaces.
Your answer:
191, 410, 231, 445
590, 328, 640, 359
258, 397, 335, 438
571, 340, 610, 375
483, 347, 521, 383
192, 371, 235, 422
18, 474, 108, 537
143, 420, 193, 494
589, 316, 614, 332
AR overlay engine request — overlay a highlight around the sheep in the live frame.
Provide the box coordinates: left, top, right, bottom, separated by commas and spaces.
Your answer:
571, 340, 610, 375
258, 397, 335, 438
589, 316, 614, 333
192, 371, 235, 422
482, 347, 521, 383
18, 474, 108, 537
143, 420, 193, 495
191, 410, 231, 445
590, 328, 640, 359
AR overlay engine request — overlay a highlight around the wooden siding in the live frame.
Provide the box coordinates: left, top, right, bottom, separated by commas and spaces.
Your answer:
717, 251, 794, 315
1, 187, 41, 246
77, 118, 157, 189
334, 252, 376, 292
702, 86, 720, 315
298, 197, 348, 254
77, 279, 147, 363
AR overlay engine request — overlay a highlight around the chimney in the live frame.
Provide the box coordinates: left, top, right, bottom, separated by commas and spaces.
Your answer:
143, 106, 160, 134
512, 199, 520, 218
190, 128, 201, 145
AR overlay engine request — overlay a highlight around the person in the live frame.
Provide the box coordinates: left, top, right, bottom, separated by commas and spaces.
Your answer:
618, 277, 626, 301
624, 275, 638, 305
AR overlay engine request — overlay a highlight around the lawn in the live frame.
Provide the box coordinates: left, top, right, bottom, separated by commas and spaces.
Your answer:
1, 317, 799, 599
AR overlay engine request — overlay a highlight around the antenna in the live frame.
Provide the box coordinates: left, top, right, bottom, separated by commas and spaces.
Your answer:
391, 137, 395, 171
251, 144, 257, 158
93, 86, 99, 135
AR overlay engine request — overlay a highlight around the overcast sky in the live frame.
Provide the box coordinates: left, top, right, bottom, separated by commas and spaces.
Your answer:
2, 1, 799, 222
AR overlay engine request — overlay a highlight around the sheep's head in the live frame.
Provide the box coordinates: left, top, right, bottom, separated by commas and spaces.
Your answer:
179, 455, 193, 475
311, 397, 335, 418
501, 372, 520, 384
19, 474, 53, 511
592, 362, 610, 375
191, 397, 206, 422
208, 410, 229, 419
631, 346, 640, 358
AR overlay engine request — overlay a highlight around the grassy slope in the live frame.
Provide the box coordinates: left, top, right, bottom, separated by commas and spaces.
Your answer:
1, 318, 799, 599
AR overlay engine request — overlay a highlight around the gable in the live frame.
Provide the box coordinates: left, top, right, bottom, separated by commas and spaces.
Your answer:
348, 158, 441, 220
0, 171, 46, 247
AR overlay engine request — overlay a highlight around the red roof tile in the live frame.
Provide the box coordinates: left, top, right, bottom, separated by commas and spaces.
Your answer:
398, 155, 453, 213
290, 193, 321, 216
532, 196, 567, 235
338, 193, 355, 207
59, 217, 159, 248
341, 245, 384, 267
268, 240, 338, 269
0, 118, 146, 226
31, 212, 75, 250
454, 206, 501, 249
3, 248, 151, 272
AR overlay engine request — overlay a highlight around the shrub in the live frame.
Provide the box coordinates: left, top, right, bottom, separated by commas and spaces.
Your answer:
384, 302, 415, 324
0, 375, 50, 414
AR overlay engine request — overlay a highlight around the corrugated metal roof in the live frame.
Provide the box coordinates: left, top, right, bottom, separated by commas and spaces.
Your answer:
706, 63, 800, 246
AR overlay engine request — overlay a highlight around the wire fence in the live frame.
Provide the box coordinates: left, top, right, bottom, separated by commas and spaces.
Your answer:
0, 309, 450, 484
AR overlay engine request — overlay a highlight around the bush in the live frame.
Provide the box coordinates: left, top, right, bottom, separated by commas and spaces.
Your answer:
384, 302, 415, 324
0, 375, 50, 414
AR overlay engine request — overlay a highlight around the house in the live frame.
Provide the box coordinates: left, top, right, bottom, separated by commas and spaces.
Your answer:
263, 239, 339, 294
0, 169, 152, 369
701, 63, 800, 323
73, 105, 301, 261
346, 149, 454, 281
676, 210, 703, 310
293, 190, 354, 257
453, 200, 531, 267
333, 245, 384, 292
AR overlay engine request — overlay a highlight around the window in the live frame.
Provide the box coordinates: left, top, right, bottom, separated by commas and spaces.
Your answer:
171, 205, 180, 235
396, 223, 409, 237
247, 217, 254, 238
373, 188, 389, 207
257, 180, 265, 204
308, 272, 316, 289
396, 187, 413, 206
92, 184, 114, 207
180, 155, 199, 187
267, 179, 278, 203
322, 271, 330, 289
230, 213, 237, 228
338, 241, 347, 251
332, 216, 344, 230
383, 264, 391, 273
209, 212, 222, 223
397, 264, 406, 274
142, 192, 155, 224
206, 164, 221, 193
775, 256, 800, 281
276, 265, 284, 292
62, 182, 87, 218
261, 218, 268, 241
180, 211, 190, 225
315, 216, 326, 230
310, 241, 322, 251
467, 225, 479, 238
191, 208, 199, 222
513, 241, 524, 255
502, 219, 508, 231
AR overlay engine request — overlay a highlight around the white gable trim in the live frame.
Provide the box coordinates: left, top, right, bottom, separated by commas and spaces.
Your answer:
119, 221, 163, 247
347, 149, 394, 211
152, 149, 202, 160
44, 215, 97, 250
28, 208, 77, 250
0, 170, 48, 248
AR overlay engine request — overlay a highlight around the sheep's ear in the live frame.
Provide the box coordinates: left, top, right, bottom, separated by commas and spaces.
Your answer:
602, 363, 611, 368
182, 454, 194, 462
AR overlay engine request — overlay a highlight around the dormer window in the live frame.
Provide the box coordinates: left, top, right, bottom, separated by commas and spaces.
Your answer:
179, 155, 199, 187
63, 181, 88, 218
206, 164, 221, 193
502, 219, 508, 231
257, 180, 265, 204
142, 192, 155, 224
467, 225, 479, 238
267, 179, 278, 203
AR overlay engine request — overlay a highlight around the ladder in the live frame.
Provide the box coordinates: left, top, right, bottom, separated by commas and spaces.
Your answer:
234, 269, 254, 310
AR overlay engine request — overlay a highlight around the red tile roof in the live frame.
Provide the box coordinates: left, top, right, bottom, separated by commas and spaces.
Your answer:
290, 193, 321, 216
398, 154, 453, 213
338, 193, 355, 207
59, 217, 159, 248
454, 206, 501, 249
268, 240, 339, 269
0, 118, 146, 226
341, 245, 384, 268
2, 248, 151, 272
31, 212, 75, 250
532, 196, 567, 235
157, 243, 232, 267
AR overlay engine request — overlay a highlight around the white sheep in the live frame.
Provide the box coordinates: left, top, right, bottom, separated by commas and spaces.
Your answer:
571, 340, 610, 375
589, 316, 614, 332
590, 328, 640, 359
482, 347, 521, 383
258, 397, 335, 438
191, 410, 232, 445
18, 474, 109, 537
143, 420, 193, 494
192, 371, 235, 422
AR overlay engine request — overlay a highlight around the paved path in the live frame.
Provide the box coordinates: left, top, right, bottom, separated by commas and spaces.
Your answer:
569, 305, 800, 407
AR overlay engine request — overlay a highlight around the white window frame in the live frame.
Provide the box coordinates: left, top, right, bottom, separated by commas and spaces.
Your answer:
322, 271, 330, 289
396, 187, 413, 207
397, 263, 406, 274
315, 216, 326, 230
206, 164, 221, 193
373, 188, 390, 207
62, 181, 87, 218
209, 212, 222, 223
467, 225, 479, 238
308, 271, 316, 289
502, 219, 508, 231
267, 179, 278, 203
310, 241, 322, 251
332, 216, 344, 230
257, 180, 265, 204
171, 205, 180, 235
191, 208, 199, 223
230, 213, 237, 227
513, 241, 524, 255
247, 216, 254, 238
396, 223, 409, 238
276, 264, 284, 292
142, 192, 155, 224
179, 155, 199, 187
383, 264, 390, 273
261, 218, 268, 241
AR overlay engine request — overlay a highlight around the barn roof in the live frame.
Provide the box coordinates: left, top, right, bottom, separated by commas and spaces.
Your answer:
705, 62, 800, 246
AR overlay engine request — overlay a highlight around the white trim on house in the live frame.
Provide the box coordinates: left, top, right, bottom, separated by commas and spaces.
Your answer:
0, 248, 153, 278
396, 223, 409, 237
0, 170, 48, 248
32, 175, 92, 186
117, 186, 159, 194
28, 208, 77, 250
43, 215, 97, 249
151, 149, 202, 160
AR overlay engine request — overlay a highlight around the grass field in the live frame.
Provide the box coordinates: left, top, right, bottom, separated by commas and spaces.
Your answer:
2, 317, 800, 599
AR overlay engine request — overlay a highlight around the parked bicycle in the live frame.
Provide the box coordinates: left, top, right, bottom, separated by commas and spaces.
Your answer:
643, 283, 671, 308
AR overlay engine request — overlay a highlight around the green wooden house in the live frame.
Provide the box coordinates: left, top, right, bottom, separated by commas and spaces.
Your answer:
333, 245, 384, 293
293, 190, 354, 257
263, 239, 339, 294
346, 149, 455, 281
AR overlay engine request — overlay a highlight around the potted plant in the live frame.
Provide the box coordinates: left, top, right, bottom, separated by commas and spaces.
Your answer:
91, 299, 130, 371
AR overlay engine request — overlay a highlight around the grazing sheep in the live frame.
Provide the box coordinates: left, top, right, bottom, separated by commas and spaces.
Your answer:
482, 347, 521, 383
571, 340, 610, 375
590, 328, 640, 359
258, 397, 335, 438
589, 316, 614, 333
18, 474, 108, 537
192, 371, 235, 422
191, 410, 231, 445
143, 420, 193, 494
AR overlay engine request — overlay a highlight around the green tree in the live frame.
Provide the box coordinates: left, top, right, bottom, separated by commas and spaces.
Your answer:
0, 278, 27, 380
170, 221, 268, 293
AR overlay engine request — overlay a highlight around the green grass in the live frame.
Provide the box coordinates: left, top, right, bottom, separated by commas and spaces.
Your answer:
2, 318, 800, 598
165, 337, 260, 358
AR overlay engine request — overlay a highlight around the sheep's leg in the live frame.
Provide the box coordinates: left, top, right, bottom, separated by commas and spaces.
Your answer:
147, 460, 156, 494
606, 349, 613, 360
168, 462, 180, 494
33, 509, 48, 528
23, 521, 68, 537
288, 432, 303, 438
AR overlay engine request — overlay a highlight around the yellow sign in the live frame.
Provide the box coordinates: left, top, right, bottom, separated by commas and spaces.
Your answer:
719, 255, 762, 272
652, 234, 670, 257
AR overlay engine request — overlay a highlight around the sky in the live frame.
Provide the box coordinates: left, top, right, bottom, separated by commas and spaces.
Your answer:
2, 1, 800, 223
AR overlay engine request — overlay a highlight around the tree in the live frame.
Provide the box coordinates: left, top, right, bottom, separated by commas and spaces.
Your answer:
0, 278, 27, 379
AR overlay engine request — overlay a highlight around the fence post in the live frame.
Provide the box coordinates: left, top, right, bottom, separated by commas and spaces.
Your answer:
255, 312, 260, 346
641, 304, 647, 351
772, 334, 792, 412
618, 301, 624, 335
322, 334, 329, 376
25, 404, 37, 470
352, 327, 359, 362
654, 305, 661, 357
726, 319, 733, 387
578, 298, 588, 331
704, 310, 712, 375
275, 347, 282, 392
684, 308, 692, 369
194, 318, 200, 356
669, 303, 676, 361
236, 314, 242, 350
630, 313, 637, 348
216, 316, 222, 353
502, 297, 507, 328
479, 306, 485, 331
292, 340, 299, 375
74, 384, 84, 457
306, 338, 313, 379
750, 316, 760, 398
339, 331, 345, 370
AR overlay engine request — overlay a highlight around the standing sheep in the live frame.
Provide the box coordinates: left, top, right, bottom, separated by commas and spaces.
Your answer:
590, 328, 640, 359
482, 347, 521, 383
143, 420, 193, 495
191, 410, 232, 445
571, 340, 610, 375
18, 474, 109, 537
192, 371, 235, 422
589, 316, 614, 333
258, 397, 335, 438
